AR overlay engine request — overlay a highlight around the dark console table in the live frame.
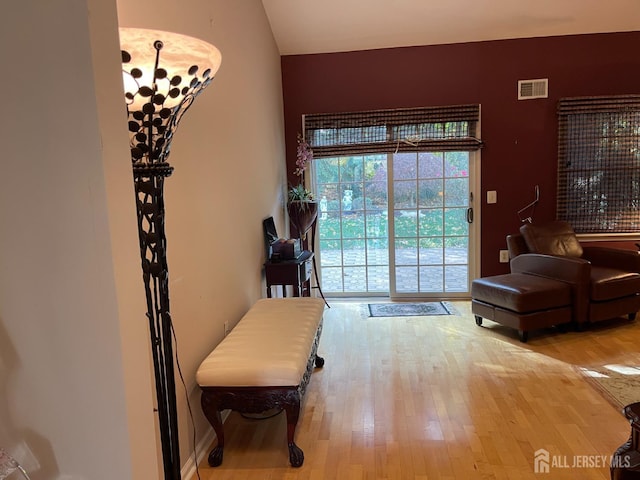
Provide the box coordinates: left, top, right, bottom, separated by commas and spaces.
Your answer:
611, 402, 640, 479
265, 251, 313, 298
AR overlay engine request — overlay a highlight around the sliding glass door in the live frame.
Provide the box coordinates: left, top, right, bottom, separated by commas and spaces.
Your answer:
313, 150, 477, 298
314, 155, 390, 294
390, 151, 472, 297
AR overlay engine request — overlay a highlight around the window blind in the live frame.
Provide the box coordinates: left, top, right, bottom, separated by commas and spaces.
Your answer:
557, 95, 640, 234
303, 104, 482, 158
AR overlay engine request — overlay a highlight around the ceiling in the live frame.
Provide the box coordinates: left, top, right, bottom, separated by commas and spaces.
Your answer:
261, 0, 640, 55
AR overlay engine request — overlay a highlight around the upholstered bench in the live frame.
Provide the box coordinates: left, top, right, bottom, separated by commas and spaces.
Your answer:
196, 297, 325, 468
471, 273, 572, 342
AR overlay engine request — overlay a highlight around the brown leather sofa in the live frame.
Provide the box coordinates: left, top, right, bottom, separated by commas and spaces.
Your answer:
507, 221, 640, 327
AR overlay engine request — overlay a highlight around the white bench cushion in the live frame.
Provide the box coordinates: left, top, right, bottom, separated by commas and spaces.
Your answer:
196, 297, 325, 387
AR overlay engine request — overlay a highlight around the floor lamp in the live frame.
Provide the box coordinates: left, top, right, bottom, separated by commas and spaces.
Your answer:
119, 28, 221, 480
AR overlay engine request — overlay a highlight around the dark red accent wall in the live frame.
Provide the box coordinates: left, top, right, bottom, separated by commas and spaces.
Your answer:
281, 32, 640, 277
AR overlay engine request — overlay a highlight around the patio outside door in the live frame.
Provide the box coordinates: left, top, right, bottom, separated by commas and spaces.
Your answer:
312, 150, 478, 298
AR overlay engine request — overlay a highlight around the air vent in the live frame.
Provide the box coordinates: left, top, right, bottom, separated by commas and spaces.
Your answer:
518, 78, 548, 100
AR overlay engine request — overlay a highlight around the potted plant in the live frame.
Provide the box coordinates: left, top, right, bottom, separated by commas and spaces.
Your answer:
287, 133, 318, 240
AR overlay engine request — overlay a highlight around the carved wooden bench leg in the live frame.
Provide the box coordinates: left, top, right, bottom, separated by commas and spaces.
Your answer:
284, 394, 304, 467
201, 393, 225, 467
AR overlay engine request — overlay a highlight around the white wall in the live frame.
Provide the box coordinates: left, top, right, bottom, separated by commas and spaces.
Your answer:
0, 0, 142, 478
0, 0, 285, 478
115, 0, 287, 474
87, 0, 162, 477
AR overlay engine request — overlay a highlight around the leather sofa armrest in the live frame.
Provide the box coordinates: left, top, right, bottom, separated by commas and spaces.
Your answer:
581, 246, 640, 272
510, 253, 591, 324
510, 253, 591, 285
511, 253, 592, 323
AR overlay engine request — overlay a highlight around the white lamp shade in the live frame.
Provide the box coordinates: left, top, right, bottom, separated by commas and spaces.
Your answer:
119, 27, 222, 110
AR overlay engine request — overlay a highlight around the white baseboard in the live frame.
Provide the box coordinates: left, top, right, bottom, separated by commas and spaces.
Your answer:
180, 410, 230, 479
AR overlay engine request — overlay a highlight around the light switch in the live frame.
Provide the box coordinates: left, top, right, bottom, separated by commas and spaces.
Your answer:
487, 190, 497, 204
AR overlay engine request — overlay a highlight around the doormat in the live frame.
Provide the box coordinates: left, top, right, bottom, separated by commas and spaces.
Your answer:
367, 302, 456, 317
576, 364, 640, 410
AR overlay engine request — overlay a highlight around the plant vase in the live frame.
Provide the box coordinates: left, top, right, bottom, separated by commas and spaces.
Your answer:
287, 201, 318, 241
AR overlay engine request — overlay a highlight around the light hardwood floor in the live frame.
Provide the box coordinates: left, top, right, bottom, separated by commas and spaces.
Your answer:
191, 300, 640, 479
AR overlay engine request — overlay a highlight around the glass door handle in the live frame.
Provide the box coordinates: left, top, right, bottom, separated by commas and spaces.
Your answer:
466, 207, 473, 224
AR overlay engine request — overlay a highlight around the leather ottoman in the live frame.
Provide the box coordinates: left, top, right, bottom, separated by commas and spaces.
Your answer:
471, 273, 572, 342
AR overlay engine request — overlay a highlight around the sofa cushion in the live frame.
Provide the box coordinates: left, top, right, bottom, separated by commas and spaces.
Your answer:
520, 221, 583, 258
590, 266, 640, 301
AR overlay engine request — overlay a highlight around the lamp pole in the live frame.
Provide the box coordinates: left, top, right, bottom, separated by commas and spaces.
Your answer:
133, 157, 179, 478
